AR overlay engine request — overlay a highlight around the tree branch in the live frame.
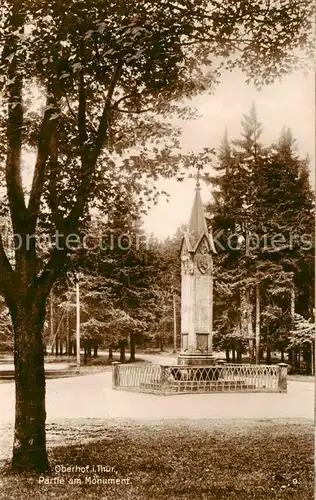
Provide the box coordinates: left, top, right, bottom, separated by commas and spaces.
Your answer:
63, 94, 97, 134
36, 246, 68, 295
27, 90, 59, 233
5, 24, 27, 234
77, 39, 88, 163
47, 127, 62, 226
64, 92, 77, 121
65, 59, 124, 227
112, 91, 137, 109
112, 91, 156, 114
116, 106, 155, 114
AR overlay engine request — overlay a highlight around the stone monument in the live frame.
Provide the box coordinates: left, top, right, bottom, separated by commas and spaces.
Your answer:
178, 171, 217, 366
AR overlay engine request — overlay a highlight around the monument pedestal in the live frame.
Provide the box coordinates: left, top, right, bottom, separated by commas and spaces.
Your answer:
178, 353, 216, 366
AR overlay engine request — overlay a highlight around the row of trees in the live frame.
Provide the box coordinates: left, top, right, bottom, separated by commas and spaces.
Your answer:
1, 106, 313, 371
24, 104, 314, 372
208, 104, 314, 370
43, 221, 181, 361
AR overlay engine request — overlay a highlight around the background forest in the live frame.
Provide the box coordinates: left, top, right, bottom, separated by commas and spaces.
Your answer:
1, 105, 313, 374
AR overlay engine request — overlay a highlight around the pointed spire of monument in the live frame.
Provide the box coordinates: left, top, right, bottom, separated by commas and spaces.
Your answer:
184, 166, 216, 253
187, 182, 209, 248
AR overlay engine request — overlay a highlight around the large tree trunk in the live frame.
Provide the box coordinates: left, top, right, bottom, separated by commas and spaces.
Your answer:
240, 289, 247, 337
266, 346, 271, 364
159, 334, 164, 352
290, 287, 296, 373
290, 287, 295, 319
11, 295, 49, 472
120, 345, 125, 362
296, 347, 300, 374
255, 283, 260, 364
66, 308, 70, 356
236, 341, 242, 364
129, 334, 136, 362
93, 342, 98, 357
87, 341, 92, 357
84, 341, 88, 365
246, 288, 254, 362
108, 346, 113, 361
225, 347, 230, 363
50, 291, 54, 355
172, 293, 177, 354
232, 347, 236, 363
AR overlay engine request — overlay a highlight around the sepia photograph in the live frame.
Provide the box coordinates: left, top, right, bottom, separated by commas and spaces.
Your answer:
0, 1, 314, 499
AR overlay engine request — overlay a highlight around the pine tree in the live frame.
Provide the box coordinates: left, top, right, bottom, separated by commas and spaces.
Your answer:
211, 104, 266, 361
288, 313, 315, 374
210, 109, 314, 367
251, 127, 314, 367
233, 102, 264, 159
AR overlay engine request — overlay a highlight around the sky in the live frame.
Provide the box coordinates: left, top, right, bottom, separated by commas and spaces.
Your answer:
142, 68, 315, 240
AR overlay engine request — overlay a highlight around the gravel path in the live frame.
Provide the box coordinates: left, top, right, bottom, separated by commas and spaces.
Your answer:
1, 371, 313, 423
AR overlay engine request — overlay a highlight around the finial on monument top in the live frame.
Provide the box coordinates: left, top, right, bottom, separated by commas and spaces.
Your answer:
195, 164, 202, 190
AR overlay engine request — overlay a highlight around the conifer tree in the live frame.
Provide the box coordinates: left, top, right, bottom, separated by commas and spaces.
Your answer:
210, 109, 314, 367
211, 104, 265, 361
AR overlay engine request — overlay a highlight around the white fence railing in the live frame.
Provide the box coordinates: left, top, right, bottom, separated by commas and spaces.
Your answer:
112, 362, 288, 395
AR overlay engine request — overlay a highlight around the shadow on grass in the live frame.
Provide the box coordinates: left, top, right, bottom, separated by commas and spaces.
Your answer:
0, 420, 313, 500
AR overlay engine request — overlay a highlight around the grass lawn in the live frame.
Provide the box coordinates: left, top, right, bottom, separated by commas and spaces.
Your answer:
0, 419, 313, 500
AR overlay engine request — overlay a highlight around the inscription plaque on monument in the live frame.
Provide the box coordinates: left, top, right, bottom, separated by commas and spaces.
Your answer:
182, 333, 188, 351
196, 333, 208, 353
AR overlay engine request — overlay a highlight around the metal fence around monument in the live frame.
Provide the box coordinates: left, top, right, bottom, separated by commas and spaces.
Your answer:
112, 362, 287, 395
